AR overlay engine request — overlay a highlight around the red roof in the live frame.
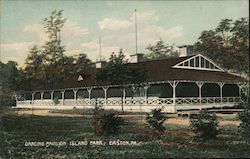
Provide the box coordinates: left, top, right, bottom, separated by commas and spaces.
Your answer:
57, 56, 245, 89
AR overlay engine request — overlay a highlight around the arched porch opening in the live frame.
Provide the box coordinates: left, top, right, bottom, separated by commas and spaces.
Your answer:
148, 83, 172, 98
108, 87, 122, 98
202, 83, 220, 97
34, 92, 41, 100
77, 89, 88, 99
223, 84, 239, 97
91, 88, 104, 99
54, 91, 62, 99
65, 90, 74, 99
43, 92, 51, 99
176, 82, 198, 97
25, 93, 32, 100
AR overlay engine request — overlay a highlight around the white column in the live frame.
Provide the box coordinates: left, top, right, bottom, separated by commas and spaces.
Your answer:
73, 89, 78, 105
169, 81, 179, 112
87, 88, 92, 100
237, 83, 242, 97
51, 91, 54, 100
41, 92, 44, 101
144, 85, 150, 106
61, 90, 65, 105
218, 82, 225, 103
102, 86, 109, 105
123, 88, 126, 106
31, 92, 35, 104
73, 89, 78, 100
196, 82, 204, 103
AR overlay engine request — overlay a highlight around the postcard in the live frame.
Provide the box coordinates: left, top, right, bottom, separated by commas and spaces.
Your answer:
0, 0, 249, 158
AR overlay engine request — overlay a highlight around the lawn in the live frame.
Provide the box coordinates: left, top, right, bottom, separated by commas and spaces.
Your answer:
0, 108, 249, 158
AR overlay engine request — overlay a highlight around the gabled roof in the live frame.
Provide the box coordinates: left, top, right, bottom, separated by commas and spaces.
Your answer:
57, 55, 245, 89
172, 54, 223, 72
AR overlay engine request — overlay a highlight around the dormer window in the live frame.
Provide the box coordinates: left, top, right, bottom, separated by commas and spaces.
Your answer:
77, 75, 83, 81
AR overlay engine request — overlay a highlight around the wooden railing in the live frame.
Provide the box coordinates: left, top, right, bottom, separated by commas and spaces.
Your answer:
16, 97, 241, 107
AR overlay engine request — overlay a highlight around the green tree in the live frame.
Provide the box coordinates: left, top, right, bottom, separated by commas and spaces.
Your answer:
0, 61, 19, 106
42, 10, 67, 88
190, 110, 219, 141
145, 39, 178, 60
75, 53, 92, 73
194, 18, 249, 74
146, 108, 167, 133
24, 45, 47, 89
96, 49, 147, 111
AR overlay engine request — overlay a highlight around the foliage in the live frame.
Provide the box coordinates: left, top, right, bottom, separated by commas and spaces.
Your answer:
146, 108, 167, 133
1, 110, 250, 158
238, 102, 250, 141
0, 61, 19, 107
145, 39, 179, 60
194, 18, 249, 74
95, 49, 147, 110
96, 49, 147, 85
190, 110, 219, 141
20, 10, 92, 90
53, 97, 60, 105
91, 109, 124, 135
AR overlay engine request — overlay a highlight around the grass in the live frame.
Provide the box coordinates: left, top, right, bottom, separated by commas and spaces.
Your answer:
0, 108, 249, 158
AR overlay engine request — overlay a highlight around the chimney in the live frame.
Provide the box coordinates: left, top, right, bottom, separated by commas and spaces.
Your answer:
178, 45, 194, 57
130, 53, 144, 63
95, 61, 107, 68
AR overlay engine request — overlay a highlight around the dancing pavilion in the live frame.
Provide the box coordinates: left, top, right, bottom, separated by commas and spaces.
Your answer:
15, 52, 245, 113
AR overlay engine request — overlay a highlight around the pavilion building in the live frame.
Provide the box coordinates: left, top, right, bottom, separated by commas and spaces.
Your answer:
15, 49, 245, 113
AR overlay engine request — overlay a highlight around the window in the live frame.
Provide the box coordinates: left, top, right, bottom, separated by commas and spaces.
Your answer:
195, 57, 199, 67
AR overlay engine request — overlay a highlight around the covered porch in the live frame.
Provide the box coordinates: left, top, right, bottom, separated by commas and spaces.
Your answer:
15, 80, 243, 113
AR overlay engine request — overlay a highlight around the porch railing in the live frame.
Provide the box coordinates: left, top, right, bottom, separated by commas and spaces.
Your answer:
16, 96, 241, 107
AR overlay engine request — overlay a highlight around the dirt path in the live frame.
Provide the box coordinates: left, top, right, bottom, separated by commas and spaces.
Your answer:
16, 109, 241, 126
17, 109, 83, 117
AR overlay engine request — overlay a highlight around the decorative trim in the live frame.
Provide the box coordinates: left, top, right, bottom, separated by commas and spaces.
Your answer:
172, 54, 224, 72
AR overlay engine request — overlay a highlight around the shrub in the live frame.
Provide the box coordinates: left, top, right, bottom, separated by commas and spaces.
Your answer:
146, 108, 167, 133
91, 109, 124, 135
190, 109, 218, 141
238, 102, 250, 141
53, 97, 60, 105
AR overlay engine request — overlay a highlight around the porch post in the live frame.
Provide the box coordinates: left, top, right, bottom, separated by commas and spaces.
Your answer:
87, 88, 92, 100
73, 89, 78, 100
51, 91, 54, 100
123, 88, 126, 106
31, 92, 35, 104
41, 92, 44, 101
169, 81, 179, 112
102, 86, 109, 105
237, 83, 242, 97
144, 85, 150, 106
218, 82, 225, 103
61, 90, 65, 105
196, 82, 204, 103
73, 89, 78, 105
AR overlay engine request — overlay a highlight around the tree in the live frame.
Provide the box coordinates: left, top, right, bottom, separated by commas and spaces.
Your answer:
145, 39, 179, 60
190, 110, 219, 141
24, 45, 47, 89
21, 10, 92, 90
91, 109, 124, 135
0, 61, 19, 106
146, 108, 167, 133
238, 102, 250, 142
194, 18, 249, 74
96, 49, 147, 111
75, 53, 92, 73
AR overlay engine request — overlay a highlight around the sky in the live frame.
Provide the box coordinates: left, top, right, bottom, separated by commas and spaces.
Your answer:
0, 0, 249, 67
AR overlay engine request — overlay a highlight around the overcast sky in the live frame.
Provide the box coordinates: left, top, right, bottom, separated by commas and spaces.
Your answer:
0, 0, 248, 66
